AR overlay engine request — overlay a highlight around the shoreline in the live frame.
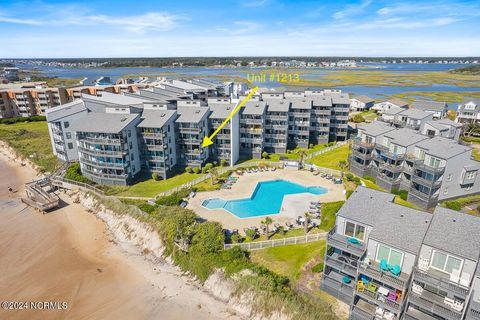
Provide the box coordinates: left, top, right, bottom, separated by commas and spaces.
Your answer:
0, 145, 241, 320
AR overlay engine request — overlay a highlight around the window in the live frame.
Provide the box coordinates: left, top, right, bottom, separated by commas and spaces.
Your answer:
447, 173, 452, 182
66, 132, 72, 139
431, 250, 463, 275
466, 171, 476, 180
344, 221, 366, 241
67, 143, 73, 150
428, 157, 441, 168
64, 121, 69, 128
444, 187, 448, 195
376, 244, 404, 267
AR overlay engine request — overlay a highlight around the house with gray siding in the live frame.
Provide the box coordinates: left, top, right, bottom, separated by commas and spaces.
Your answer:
411, 100, 448, 119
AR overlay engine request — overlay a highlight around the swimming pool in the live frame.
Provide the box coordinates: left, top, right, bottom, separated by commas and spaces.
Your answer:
201, 179, 327, 218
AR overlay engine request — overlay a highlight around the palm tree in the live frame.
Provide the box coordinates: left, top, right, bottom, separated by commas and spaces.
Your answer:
210, 167, 219, 185
261, 216, 273, 239
303, 212, 311, 234
298, 148, 308, 168
338, 160, 348, 178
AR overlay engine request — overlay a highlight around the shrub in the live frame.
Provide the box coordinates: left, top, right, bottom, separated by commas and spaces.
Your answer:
245, 229, 257, 241
311, 263, 324, 273
152, 172, 159, 181
201, 167, 208, 174
351, 114, 365, 123
391, 189, 408, 201
155, 188, 191, 206
345, 173, 354, 181
193, 167, 200, 174
0, 115, 46, 124
220, 159, 227, 167
353, 177, 361, 185
231, 233, 243, 243
65, 163, 92, 184
185, 166, 193, 173
346, 190, 354, 199
364, 175, 376, 183
309, 143, 314, 149
262, 151, 269, 159
205, 163, 213, 172
444, 200, 462, 211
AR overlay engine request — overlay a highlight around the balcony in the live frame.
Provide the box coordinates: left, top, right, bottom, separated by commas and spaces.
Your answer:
312, 109, 331, 115
411, 175, 442, 188
414, 161, 445, 175
413, 267, 469, 298
78, 146, 126, 157
355, 289, 402, 314
324, 252, 359, 277
379, 162, 403, 173
178, 127, 201, 134
359, 260, 410, 290
267, 115, 288, 121
321, 270, 354, 303
353, 139, 375, 150
82, 167, 128, 181
80, 157, 125, 168
240, 118, 263, 125
240, 137, 263, 144
404, 306, 439, 320
467, 300, 480, 320
327, 228, 367, 257
409, 291, 463, 320
409, 188, 439, 202
78, 136, 125, 145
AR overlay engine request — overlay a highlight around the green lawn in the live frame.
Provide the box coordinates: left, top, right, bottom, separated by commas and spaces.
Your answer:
239, 144, 331, 164
319, 201, 345, 231
110, 172, 205, 197
250, 241, 326, 282
308, 143, 350, 170
358, 110, 378, 122
361, 179, 420, 209
0, 121, 59, 172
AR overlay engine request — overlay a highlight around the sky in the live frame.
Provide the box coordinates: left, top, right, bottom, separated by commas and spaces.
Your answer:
0, 0, 479, 58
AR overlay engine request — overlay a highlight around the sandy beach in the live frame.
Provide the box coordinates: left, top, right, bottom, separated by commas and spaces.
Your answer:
0, 148, 240, 320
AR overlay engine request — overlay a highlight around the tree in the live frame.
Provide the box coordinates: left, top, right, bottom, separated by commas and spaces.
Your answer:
262, 151, 269, 159
351, 114, 365, 123
205, 163, 213, 172
185, 166, 193, 173
338, 160, 348, 178
298, 149, 308, 168
245, 228, 257, 241
193, 167, 200, 174
152, 172, 159, 181
210, 167, 219, 185
261, 216, 273, 239
303, 212, 311, 234
220, 159, 227, 167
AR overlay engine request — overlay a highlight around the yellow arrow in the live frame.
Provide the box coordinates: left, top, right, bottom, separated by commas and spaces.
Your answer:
202, 86, 258, 148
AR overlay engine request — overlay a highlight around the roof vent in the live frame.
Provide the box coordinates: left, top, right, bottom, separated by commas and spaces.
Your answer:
280, 101, 284, 104
121, 117, 127, 122
226, 107, 231, 110
400, 214, 404, 218
453, 219, 456, 223
160, 113, 166, 117
195, 110, 200, 114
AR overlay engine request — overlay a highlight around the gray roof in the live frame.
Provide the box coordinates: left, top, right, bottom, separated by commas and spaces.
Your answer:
352, 95, 375, 104
242, 101, 266, 115
82, 92, 150, 106
311, 96, 333, 107
384, 128, 429, 147
209, 103, 236, 119
424, 207, 480, 261
325, 92, 350, 105
338, 187, 432, 254
383, 106, 405, 116
425, 118, 463, 131
458, 99, 480, 112
415, 136, 472, 159
176, 106, 209, 123
399, 108, 433, 120
138, 109, 176, 128
358, 121, 396, 137
386, 98, 409, 107
289, 97, 312, 110
45, 100, 86, 122
69, 112, 139, 133
411, 100, 447, 112
265, 99, 290, 112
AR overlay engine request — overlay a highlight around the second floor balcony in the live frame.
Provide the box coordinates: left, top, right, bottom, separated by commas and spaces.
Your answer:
359, 260, 410, 290
327, 227, 367, 257
412, 267, 469, 298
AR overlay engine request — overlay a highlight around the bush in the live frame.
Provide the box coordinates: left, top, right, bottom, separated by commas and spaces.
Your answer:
444, 200, 462, 211
346, 190, 354, 199
245, 229, 257, 241
155, 188, 191, 206
65, 163, 93, 184
193, 167, 200, 174
262, 151, 269, 159
185, 166, 193, 173
345, 173, 354, 181
0, 115, 46, 124
311, 262, 324, 273
392, 189, 408, 201
309, 143, 314, 149
205, 163, 213, 172
220, 159, 227, 167
201, 167, 208, 174
231, 233, 243, 243
353, 176, 361, 185
364, 175, 376, 183
152, 172, 159, 181
351, 114, 365, 123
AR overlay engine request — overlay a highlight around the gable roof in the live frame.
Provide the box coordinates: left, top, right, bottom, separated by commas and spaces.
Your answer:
352, 95, 374, 104
45, 100, 87, 122
357, 121, 396, 137
138, 109, 176, 128
242, 101, 266, 115
69, 112, 139, 133
176, 106, 209, 123
411, 100, 447, 112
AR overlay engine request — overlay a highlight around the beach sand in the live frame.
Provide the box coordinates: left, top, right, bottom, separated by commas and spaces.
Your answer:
0, 149, 240, 320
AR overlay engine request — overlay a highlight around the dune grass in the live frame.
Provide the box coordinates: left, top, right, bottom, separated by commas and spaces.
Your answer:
250, 241, 326, 282
0, 121, 59, 172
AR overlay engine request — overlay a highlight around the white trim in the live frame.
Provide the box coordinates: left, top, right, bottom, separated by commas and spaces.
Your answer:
343, 220, 366, 242
429, 250, 464, 276
375, 243, 405, 268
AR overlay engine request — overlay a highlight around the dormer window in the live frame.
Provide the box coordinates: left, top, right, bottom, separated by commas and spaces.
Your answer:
376, 244, 404, 267
344, 221, 366, 241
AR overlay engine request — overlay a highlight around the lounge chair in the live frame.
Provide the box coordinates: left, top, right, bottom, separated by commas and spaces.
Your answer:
342, 276, 352, 284
390, 265, 401, 276
313, 171, 320, 176
272, 167, 276, 171
179, 200, 188, 208
367, 282, 377, 293
320, 173, 327, 178
347, 237, 360, 245
188, 191, 196, 199
380, 259, 389, 271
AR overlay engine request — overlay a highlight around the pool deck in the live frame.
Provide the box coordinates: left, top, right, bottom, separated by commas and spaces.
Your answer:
187, 169, 345, 231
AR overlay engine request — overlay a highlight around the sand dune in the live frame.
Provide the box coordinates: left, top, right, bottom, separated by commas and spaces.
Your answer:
0, 150, 240, 320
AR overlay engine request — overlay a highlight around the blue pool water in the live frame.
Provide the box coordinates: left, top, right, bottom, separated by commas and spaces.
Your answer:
201, 179, 327, 218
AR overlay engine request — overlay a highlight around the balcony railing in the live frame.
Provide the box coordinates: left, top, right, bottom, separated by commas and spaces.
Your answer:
324, 253, 358, 276
356, 288, 402, 313
359, 260, 410, 290
409, 292, 463, 320
82, 167, 128, 181
411, 175, 442, 188
413, 267, 469, 297
409, 188, 439, 202
414, 161, 445, 174
78, 146, 126, 157
80, 157, 125, 168
327, 227, 367, 257
78, 136, 125, 145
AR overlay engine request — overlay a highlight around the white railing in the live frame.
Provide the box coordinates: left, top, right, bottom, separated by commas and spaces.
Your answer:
224, 232, 326, 250
305, 140, 349, 160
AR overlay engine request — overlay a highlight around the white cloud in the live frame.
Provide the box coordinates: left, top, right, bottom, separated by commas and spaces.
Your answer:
333, 0, 372, 19
232, 20, 262, 35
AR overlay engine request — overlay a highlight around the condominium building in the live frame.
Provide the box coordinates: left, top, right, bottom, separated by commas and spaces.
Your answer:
373, 98, 409, 114
455, 100, 480, 125
349, 121, 479, 209
47, 81, 351, 185
322, 186, 480, 320
379, 108, 434, 131
350, 95, 375, 112
420, 119, 462, 141
410, 100, 448, 120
